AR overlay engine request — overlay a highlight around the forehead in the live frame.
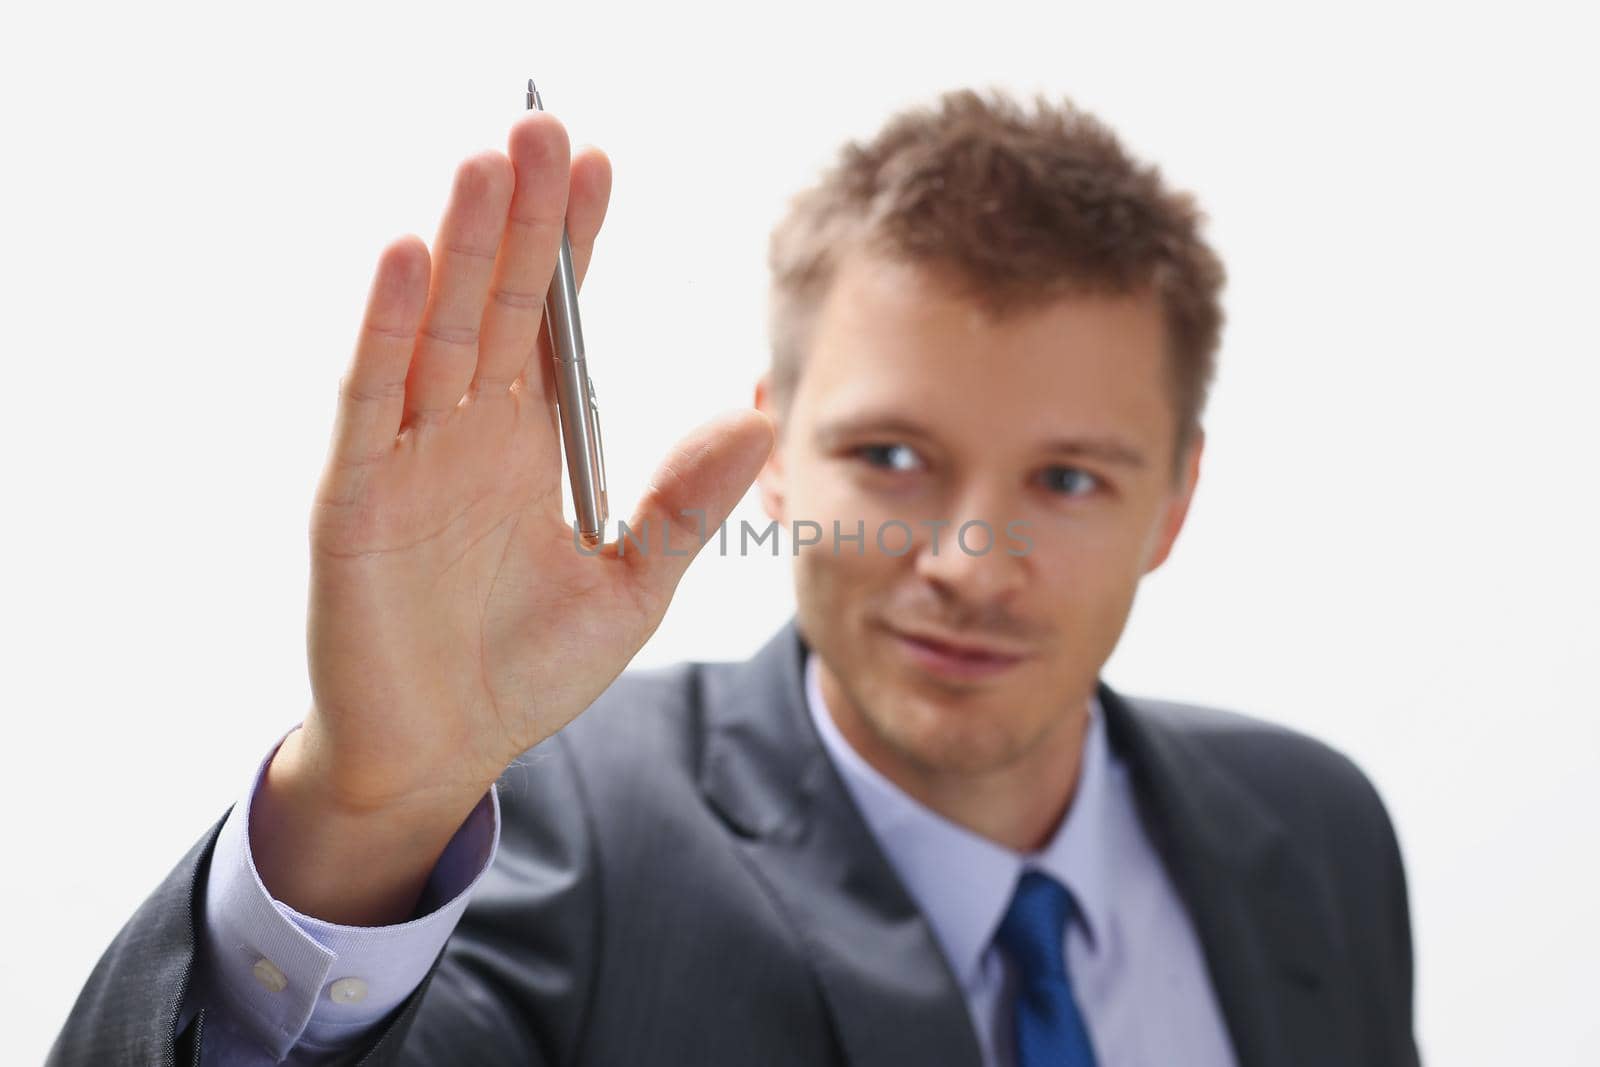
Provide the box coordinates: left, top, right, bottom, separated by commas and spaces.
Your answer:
791, 250, 1176, 446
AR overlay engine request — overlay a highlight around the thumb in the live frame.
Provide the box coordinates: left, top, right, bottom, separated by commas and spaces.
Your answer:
619, 407, 777, 607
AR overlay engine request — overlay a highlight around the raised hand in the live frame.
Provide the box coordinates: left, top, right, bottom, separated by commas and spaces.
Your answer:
254, 110, 773, 924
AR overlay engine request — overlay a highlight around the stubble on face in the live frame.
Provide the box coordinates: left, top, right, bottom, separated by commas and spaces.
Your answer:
798, 570, 1084, 781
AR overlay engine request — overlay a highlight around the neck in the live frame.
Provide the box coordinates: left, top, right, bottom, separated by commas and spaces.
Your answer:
819, 664, 1091, 854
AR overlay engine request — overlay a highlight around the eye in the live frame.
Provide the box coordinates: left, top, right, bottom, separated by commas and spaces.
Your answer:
1039, 466, 1101, 498
852, 443, 923, 472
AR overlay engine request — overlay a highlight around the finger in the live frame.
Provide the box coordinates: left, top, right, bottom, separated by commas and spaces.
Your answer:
561, 146, 614, 298
522, 145, 614, 417
620, 409, 777, 612
402, 151, 515, 426
329, 235, 431, 472
472, 113, 573, 396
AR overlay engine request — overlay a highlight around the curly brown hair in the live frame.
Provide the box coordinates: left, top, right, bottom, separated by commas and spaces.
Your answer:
765, 87, 1226, 475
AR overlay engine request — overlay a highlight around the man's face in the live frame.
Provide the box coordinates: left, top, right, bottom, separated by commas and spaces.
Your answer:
755, 248, 1203, 781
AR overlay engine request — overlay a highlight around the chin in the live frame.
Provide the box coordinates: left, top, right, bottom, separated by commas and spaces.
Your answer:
864, 684, 1039, 777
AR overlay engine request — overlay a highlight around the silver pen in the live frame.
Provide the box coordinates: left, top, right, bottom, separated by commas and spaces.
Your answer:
527, 76, 608, 548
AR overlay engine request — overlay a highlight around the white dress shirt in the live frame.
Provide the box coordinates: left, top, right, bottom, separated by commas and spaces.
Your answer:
803, 651, 1239, 1067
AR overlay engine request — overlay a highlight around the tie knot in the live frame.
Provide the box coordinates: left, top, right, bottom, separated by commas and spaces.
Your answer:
996, 869, 1076, 979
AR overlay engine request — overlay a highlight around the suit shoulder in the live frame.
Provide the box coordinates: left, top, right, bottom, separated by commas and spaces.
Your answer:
1117, 693, 1399, 841
1117, 692, 1418, 1057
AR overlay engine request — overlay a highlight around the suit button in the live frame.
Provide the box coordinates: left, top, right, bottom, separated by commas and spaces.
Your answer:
251, 957, 287, 993
329, 977, 369, 1005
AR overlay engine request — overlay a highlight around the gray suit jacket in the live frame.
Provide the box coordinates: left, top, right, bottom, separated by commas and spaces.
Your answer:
50, 617, 1421, 1066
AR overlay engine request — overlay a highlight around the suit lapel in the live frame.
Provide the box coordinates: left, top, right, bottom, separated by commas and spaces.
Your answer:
698, 619, 984, 1067
1097, 683, 1359, 1067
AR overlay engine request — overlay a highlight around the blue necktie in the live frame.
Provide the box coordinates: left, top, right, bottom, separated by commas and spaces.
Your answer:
995, 869, 1099, 1067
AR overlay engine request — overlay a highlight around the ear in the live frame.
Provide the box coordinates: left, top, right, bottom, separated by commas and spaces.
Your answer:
753, 373, 788, 525
1143, 427, 1204, 575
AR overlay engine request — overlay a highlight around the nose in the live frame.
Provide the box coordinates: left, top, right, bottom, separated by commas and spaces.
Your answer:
909, 491, 1030, 605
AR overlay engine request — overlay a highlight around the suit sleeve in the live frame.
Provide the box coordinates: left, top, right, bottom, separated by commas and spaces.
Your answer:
1316, 753, 1423, 1067
160, 726, 502, 1064
1366, 780, 1422, 1067
47, 731, 601, 1067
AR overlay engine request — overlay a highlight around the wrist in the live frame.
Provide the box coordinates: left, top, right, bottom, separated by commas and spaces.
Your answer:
251, 724, 493, 925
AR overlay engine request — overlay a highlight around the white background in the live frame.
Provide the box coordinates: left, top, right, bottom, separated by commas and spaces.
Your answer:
4, 2, 1595, 1063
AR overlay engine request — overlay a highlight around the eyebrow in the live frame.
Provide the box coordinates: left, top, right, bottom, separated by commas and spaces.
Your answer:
813, 413, 1149, 469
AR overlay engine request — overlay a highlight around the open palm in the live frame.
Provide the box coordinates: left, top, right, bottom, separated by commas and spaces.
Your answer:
302, 112, 773, 812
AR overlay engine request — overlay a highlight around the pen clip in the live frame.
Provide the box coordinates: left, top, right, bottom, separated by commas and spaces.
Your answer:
588, 373, 609, 526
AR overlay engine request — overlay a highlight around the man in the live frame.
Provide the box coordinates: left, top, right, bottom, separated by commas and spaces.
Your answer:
50, 87, 1420, 1066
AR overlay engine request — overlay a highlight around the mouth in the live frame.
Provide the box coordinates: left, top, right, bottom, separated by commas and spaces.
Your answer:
886, 625, 1030, 682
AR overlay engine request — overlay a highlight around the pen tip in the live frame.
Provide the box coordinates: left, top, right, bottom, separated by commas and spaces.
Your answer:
527, 77, 537, 92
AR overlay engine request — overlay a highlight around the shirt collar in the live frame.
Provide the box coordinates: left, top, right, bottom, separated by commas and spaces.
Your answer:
803, 650, 1116, 990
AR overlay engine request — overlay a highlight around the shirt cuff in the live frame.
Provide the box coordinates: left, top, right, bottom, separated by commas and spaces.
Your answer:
198, 724, 501, 1060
